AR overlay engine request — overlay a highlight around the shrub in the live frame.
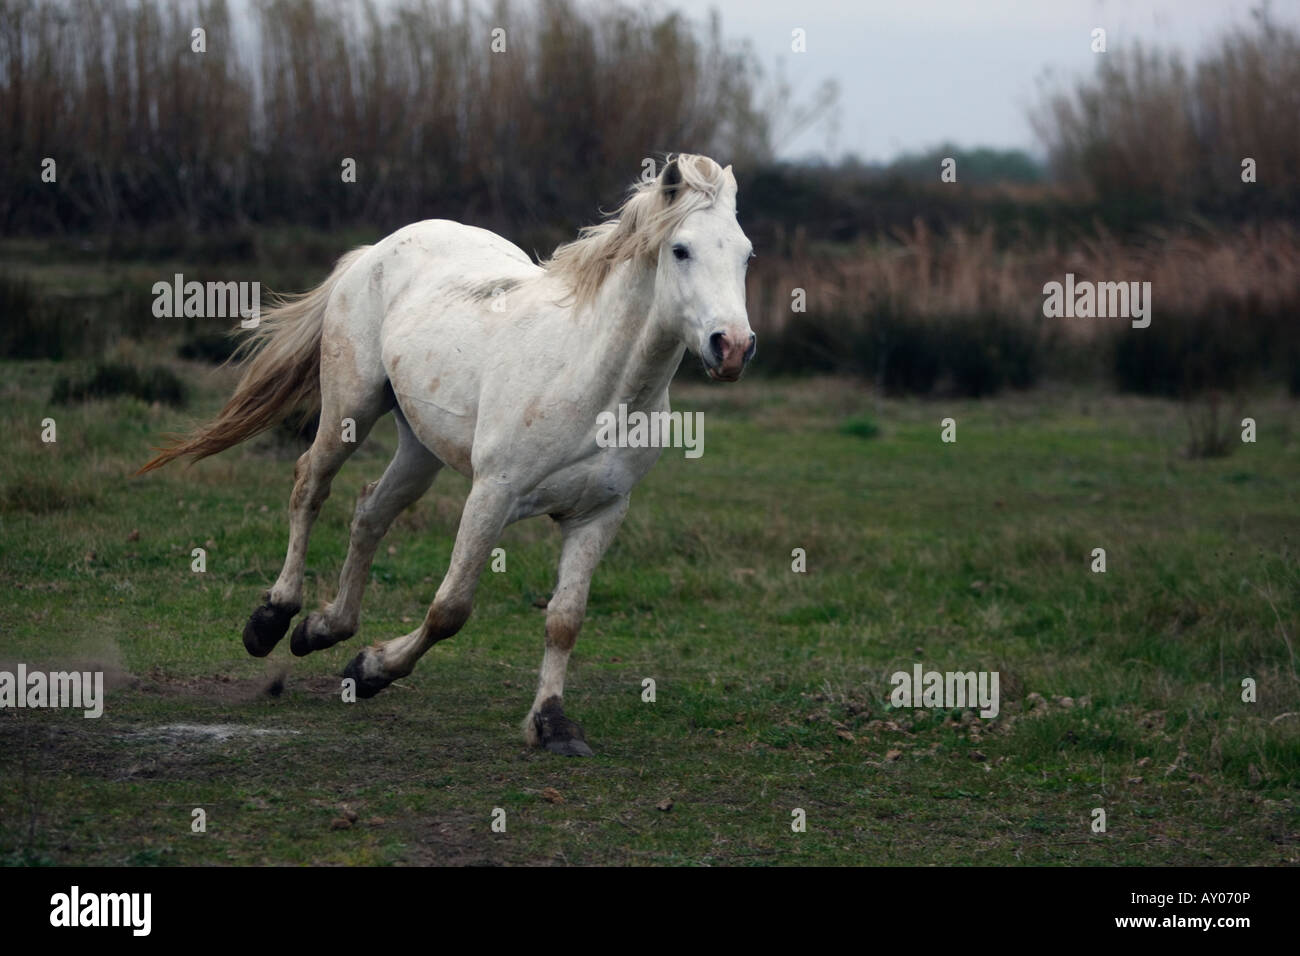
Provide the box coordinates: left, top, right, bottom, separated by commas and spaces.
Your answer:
51, 363, 188, 407
762, 307, 1040, 398
1183, 391, 1241, 459
1113, 302, 1264, 398
936, 313, 1040, 398
869, 309, 944, 395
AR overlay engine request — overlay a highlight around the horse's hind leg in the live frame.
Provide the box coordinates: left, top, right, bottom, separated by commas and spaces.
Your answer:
291, 408, 441, 656
524, 497, 629, 756
243, 370, 391, 657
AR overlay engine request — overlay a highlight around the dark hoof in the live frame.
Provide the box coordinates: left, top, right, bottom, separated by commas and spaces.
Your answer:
292, 610, 355, 657
290, 619, 314, 657
242, 603, 299, 657
342, 651, 394, 699
534, 696, 594, 757
292, 614, 352, 657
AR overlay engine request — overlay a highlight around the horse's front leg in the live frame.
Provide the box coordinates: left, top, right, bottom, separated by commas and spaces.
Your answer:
525, 496, 630, 756
342, 480, 513, 697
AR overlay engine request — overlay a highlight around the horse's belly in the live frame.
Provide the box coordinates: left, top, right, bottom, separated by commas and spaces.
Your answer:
386, 352, 478, 477
510, 446, 659, 522
392, 389, 476, 477
380, 305, 486, 477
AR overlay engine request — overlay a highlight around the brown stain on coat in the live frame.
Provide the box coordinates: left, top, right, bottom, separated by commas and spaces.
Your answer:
523, 398, 542, 428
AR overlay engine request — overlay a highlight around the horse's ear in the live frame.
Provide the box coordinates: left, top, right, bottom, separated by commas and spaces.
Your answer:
661, 156, 683, 204
719, 164, 738, 209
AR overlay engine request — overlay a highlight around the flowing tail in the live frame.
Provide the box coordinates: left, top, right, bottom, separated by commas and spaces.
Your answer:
137, 247, 370, 474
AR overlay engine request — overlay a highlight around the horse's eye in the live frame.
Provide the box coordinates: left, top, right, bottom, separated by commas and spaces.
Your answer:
672, 244, 690, 261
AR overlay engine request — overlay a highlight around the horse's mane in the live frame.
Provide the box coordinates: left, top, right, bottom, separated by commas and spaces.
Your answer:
542, 153, 735, 310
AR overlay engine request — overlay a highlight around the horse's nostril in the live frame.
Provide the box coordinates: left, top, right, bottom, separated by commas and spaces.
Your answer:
709, 331, 727, 362
744, 334, 757, 361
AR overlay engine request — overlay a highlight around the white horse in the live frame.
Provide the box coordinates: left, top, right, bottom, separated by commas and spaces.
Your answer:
142, 154, 755, 755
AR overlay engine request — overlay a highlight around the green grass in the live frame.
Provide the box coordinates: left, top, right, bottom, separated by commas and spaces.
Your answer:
1, 361, 1297, 865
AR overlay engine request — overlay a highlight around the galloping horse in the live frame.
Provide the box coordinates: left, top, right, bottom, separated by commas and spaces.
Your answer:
141, 154, 756, 755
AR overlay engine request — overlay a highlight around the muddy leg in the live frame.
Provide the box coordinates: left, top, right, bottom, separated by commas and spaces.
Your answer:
341, 480, 514, 696
523, 497, 629, 756
291, 409, 440, 656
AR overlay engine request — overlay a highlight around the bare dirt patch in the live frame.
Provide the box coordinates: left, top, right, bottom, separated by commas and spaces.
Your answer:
136, 668, 342, 704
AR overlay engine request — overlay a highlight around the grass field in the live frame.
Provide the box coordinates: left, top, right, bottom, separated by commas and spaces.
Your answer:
1, 360, 1297, 865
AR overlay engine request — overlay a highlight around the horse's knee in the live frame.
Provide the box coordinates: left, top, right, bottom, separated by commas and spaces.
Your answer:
290, 474, 329, 515
291, 444, 348, 514
350, 501, 385, 542
545, 608, 584, 651
289, 452, 313, 510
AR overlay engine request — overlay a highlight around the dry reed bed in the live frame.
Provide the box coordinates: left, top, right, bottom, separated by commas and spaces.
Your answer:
748, 222, 1300, 336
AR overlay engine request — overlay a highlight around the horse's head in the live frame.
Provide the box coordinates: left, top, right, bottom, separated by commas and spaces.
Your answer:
544, 153, 756, 380
651, 155, 755, 382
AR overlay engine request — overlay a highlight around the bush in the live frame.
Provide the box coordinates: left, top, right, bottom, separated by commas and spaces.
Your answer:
51, 363, 188, 407
871, 310, 943, 395
934, 313, 1040, 398
1182, 391, 1240, 459
762, 307, 1040, 398
1113, 301, 1267, 398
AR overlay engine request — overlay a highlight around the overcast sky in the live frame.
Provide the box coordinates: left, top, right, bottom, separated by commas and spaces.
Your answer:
691, 0, 1296, 162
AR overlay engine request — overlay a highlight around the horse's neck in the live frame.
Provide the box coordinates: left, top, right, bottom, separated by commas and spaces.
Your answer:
579, 264, 683, 407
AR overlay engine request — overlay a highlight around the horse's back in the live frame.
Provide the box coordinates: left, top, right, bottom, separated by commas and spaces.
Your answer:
374, 219, 537, 287
326, 217, 538, 368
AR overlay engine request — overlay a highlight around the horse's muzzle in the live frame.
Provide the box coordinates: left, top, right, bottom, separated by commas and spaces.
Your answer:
706, 329, 755, 381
